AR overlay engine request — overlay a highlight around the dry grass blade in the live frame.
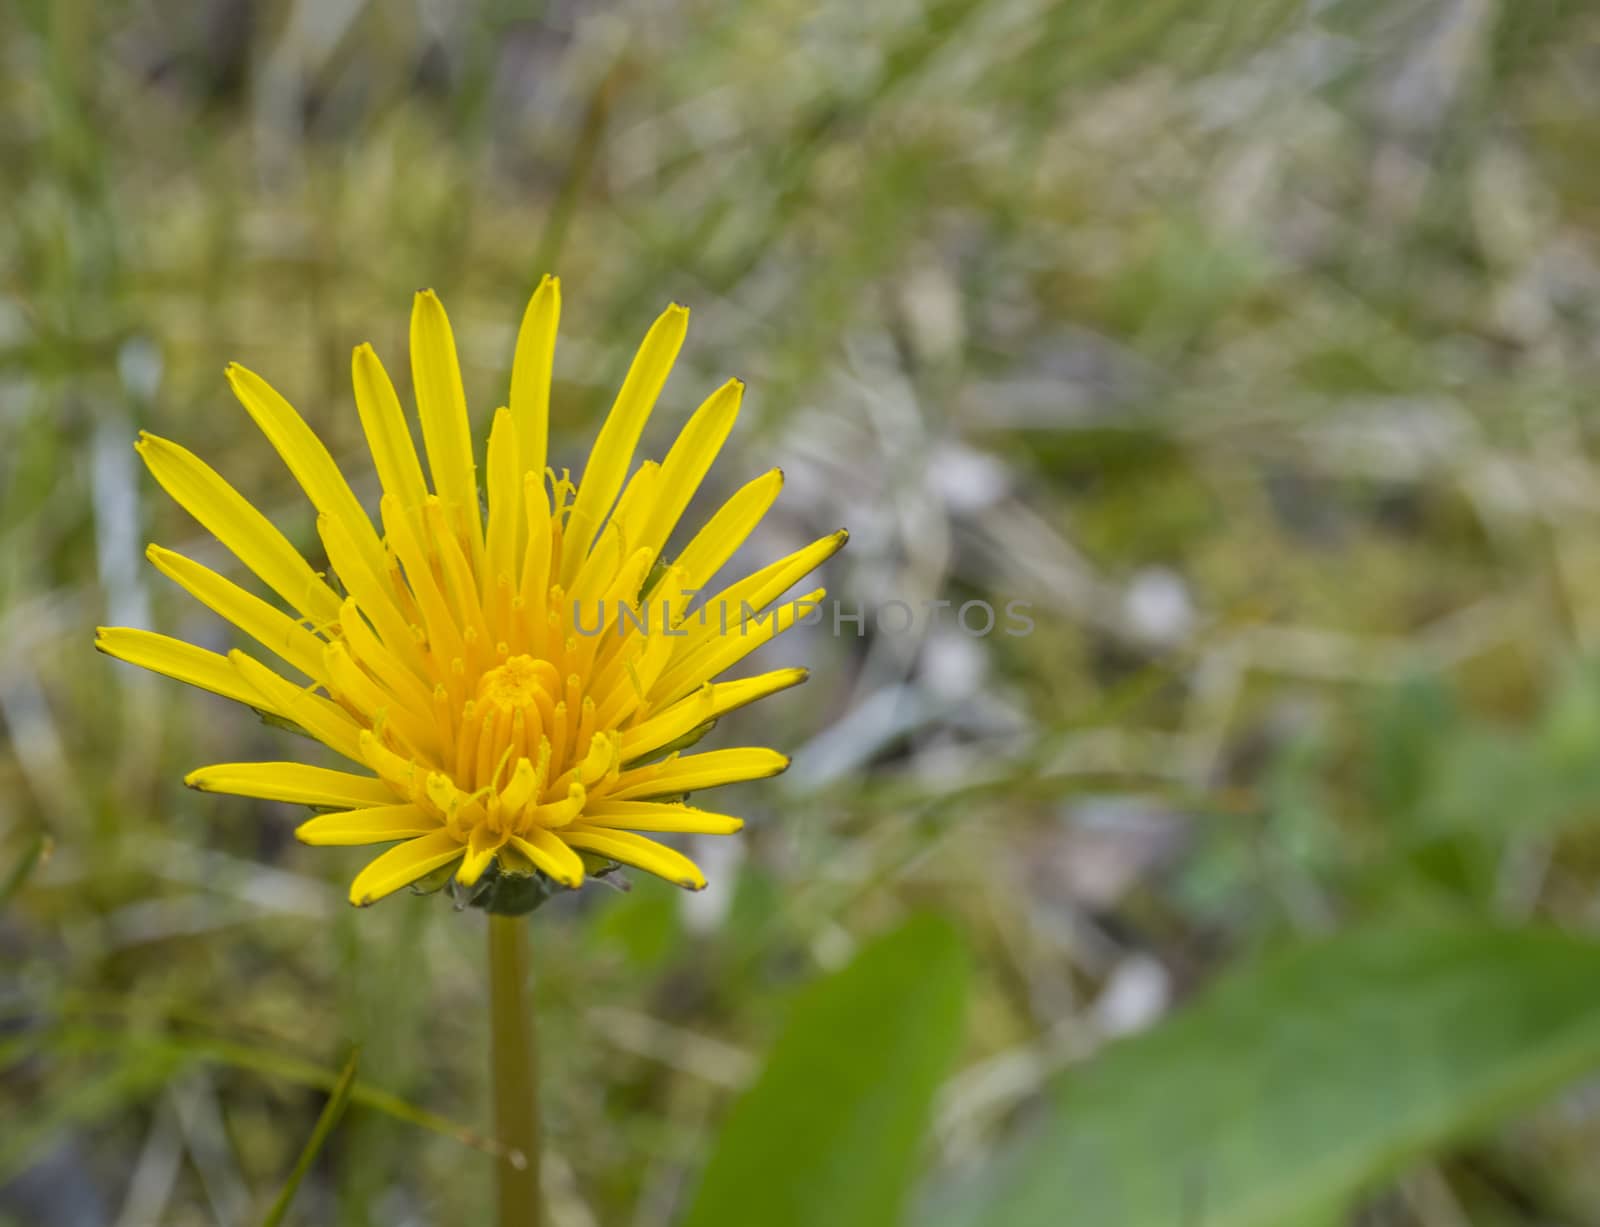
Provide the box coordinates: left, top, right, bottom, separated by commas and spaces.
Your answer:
258, 1048, 360, 1227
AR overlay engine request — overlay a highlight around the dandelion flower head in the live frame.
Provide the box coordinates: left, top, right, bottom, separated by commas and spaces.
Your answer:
98, 279, 843, 906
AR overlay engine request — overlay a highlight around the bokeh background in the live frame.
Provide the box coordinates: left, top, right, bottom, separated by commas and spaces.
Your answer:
10, 1, 1600, 1224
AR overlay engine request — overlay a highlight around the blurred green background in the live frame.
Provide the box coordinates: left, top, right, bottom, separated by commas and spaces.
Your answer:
11, 1, 1600, 1224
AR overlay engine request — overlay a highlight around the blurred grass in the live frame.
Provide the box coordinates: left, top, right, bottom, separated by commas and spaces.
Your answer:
8, 0, 1600, 1223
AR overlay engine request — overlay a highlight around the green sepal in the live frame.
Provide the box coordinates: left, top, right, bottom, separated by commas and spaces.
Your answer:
407, 860, 459, 897
254, 707, 318, 742
640, 554, 672, 601
577, 853, 632, 892
621, 719, 718, 770
458, 861, 560, 915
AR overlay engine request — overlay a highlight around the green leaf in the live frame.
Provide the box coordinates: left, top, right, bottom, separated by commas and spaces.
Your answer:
933, 927, 1600, 1227
683, 913, 970, 1227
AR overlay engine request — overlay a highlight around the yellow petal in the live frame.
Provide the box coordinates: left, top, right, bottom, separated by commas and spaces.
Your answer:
97, 627, 262, 707
424, 497, 492, 648
297, 804, 443, 846
146, 545, 329, 683
225, 362, 389, 580
635, 377, 742, 559
230, 650, 366, 764
653, 586, 825, 707
317, 513, 427, 676
360, 729, 426, 802
567, 520, 624, 610
410, 290, 483, 557
508, 827, 585, 888
599, 548, 655, 621
527, 781, 586, 829
593, 594, 682, 722
352, 342, 429, 533
678, 530, 846, 659
517, 471, 553, 630
483, 407, 523, 605
657, 469, 783, 617
561, 303, 688, 586
559, 827, 706, 890
497, 758, 540, 817
186, 761, 397, 808
337, 598, 434, 716
136, 433, 342, 624
620, 668, 808, 760
578, 801, 744, 835
509, 274, 559, 481
606, 746, 790, 802
348, 829, 465, 906
381, 494, 465, 665
608, 461, 661, 555
455, 823, 509, 887
324, 642, 439, 760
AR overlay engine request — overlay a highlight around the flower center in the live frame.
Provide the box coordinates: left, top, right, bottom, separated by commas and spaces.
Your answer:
428, 648, 615, 840
477, 654, 558, 712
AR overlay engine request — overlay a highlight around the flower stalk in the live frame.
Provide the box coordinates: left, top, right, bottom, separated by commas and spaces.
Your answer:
489, 913, 541, 1227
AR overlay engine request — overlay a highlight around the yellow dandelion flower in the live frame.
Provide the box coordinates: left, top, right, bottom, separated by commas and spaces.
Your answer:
98, 279, 842, 908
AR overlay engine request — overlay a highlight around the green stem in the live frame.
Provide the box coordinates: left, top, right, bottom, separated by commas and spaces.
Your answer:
489, 913, 541, 1227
